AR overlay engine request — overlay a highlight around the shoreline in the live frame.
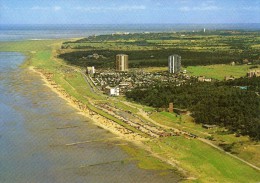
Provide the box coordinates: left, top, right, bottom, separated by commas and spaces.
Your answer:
28, 66, 189, 178
28, 66, 146, 142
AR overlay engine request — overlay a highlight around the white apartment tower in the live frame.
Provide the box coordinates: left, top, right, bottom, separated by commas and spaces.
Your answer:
168, 55, 181, 74
116, 54, 128, 71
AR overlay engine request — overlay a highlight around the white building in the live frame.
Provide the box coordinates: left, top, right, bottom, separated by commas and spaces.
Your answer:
87, 66, 95, 75
105, 86, 120, 96
116, 54, 128, 72
168, 55, 181, 74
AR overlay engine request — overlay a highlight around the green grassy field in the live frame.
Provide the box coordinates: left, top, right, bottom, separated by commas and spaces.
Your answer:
148, 137, 260, 183
150, 110, 260, 168
120, 144, 174, 170
186, 64, 255, 80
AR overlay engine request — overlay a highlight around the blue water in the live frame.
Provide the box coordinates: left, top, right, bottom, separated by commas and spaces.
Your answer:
1, 24, 260, 41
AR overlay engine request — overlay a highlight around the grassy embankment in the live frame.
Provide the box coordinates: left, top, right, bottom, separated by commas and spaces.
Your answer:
150, 111, 260, 168
146, 136, 259, 183
1, 40, 260, 182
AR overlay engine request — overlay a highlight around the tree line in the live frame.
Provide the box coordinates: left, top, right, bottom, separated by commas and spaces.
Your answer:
58, 48, 254, 69
126, 78, 260, 140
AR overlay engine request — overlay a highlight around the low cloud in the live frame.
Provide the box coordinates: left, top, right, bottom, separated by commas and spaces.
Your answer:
74, 5, 146, 12
118, 5, 146, 11
179, 5, 220, 12
31, 6, 62, 11
179, 0, 220, 12
53, 6, 62, 11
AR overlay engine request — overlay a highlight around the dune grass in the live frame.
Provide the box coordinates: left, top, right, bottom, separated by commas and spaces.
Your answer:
120, 144, 175, 171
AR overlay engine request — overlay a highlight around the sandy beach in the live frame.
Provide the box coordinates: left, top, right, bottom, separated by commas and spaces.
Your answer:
29, 66, 146, 142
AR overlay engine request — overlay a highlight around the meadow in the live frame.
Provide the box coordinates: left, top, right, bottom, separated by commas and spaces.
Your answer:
186, 64, 254, 80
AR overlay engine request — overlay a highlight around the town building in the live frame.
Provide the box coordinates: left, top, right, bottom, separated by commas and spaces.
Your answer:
230, 61, 236, 66
116, 54, 128, 72
168, 55, 181, 74
90, 67, 190, 96
169, 103, 174, 113
225, 75, 235, 81
247, 69, 260, 77
105, 86, 120, 96
198, 76, 212, 82
86, 66, 95, 75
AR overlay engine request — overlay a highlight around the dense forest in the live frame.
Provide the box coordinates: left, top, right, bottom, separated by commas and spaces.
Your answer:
126, 78, 260, 140
223, 77, 260, 92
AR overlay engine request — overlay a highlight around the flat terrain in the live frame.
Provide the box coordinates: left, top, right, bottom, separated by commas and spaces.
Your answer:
186, 64, 254, 80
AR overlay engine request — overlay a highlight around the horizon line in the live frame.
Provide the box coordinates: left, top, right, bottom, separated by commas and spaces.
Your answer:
1, 23, 260, 25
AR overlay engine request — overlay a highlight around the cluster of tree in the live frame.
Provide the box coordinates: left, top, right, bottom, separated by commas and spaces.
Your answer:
221, 77, 260, 92
125, 79, 260, 140
58, 47, 253, 68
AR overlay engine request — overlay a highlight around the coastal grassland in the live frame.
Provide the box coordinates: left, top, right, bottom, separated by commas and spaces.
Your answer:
0, 40, 56, 52
0, 40, 63, 70
186, 64, 255, 80
120, 145, 174, 170
147, 137, 260, 183
63, 71, 106, 100
150, 111, 211, 138
113, 101, 139, 113
150, 110, 260, 168
51, 68, 147, 137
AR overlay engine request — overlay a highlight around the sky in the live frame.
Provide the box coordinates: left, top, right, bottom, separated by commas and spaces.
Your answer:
0, 0, 260, 24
